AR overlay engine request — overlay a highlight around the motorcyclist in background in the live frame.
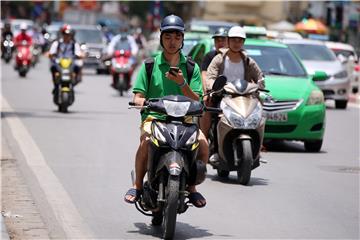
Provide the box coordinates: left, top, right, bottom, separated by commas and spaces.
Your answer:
199, 27, 228, 139
1, 22, 14, 58
106, 24, 139, 88
107, 24, 138, 65
48, 24, 83, 93
14, 23, 33, 46
205, 26, 264, 163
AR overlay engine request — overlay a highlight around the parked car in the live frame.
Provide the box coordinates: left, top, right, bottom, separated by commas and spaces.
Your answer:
71, 25, 108, 74
282, 38, 351, 109
189, 38, 327, 152
325, 41, 359, 94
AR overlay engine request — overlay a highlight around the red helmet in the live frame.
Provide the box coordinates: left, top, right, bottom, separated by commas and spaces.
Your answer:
61, 24, 72, 35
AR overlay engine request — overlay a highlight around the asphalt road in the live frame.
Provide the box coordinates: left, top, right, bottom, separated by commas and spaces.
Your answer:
1, 56, 359, 239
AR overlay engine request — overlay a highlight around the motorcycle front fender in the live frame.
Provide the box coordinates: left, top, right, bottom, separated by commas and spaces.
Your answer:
156, 151, 186, 176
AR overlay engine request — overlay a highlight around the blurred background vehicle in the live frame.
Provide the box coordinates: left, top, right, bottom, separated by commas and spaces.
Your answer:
71, 24, 108, 74
282, 38, 351, 109
325, 41, 359, 94
189, 38, 327, 152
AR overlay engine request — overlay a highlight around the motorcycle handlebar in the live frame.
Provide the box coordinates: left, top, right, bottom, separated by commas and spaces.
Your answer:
205, 106, 222, 114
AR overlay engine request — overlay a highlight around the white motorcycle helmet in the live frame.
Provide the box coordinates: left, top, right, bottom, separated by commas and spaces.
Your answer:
20, 22, 28, 31
228, 26, 246, 39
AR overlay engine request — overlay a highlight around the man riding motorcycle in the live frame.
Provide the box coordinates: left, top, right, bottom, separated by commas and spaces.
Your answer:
14, 23, 33, 47
48, 24, 83, 93
205, 26, 265, 163
124, 15, 208, 211
107, 24, 138, 88
1, 22, 14, 59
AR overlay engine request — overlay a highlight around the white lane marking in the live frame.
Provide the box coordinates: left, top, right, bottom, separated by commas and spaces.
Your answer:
1, 97, 94, 239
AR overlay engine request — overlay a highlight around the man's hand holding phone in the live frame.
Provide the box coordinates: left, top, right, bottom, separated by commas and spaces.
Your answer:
166, 66, 186, 87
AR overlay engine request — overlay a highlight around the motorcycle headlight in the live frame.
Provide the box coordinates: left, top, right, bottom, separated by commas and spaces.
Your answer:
334, 70, 348, 79
306, 90, 324, 105
222, 102, 262, 129
152, 123, 166, 143
3, 41, 8, 47
185, 131, 198, 145
9, 42, 14, 47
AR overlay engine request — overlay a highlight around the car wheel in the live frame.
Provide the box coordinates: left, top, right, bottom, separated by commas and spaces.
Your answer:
304, 140, 322, 152
335, 100, 347, 109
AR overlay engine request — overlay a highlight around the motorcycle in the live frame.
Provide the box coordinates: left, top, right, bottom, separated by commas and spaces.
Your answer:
111, 49, 134, 96
208, 78, 269, 185
2, 35, 14, 63
15, 40, 32, 77
53, 58, 75, 113
128, 76, 226, 239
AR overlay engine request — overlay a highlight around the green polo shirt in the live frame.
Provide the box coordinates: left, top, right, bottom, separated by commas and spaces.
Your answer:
133, 52, 203, 121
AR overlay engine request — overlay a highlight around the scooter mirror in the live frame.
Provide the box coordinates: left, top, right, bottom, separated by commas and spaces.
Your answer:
213, 75, 227, 92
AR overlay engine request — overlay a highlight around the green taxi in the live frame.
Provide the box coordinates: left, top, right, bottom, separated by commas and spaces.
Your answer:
189, 38, 327, 152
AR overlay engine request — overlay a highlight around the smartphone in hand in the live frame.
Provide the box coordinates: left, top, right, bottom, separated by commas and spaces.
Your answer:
169, 67, 180, 76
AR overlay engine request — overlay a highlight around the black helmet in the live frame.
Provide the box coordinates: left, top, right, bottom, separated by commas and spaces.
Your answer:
160, 14, 185, 33
212, 27, 228, 38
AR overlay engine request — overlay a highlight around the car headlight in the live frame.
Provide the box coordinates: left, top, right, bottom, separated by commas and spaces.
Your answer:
222, 102, 262, 129
185, 131, 198, 145
152, 123, 166, 143
334, 70, 348, 79
306, 90, 324, 105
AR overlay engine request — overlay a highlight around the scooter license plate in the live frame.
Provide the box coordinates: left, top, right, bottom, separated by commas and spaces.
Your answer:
264, 112, 288, 122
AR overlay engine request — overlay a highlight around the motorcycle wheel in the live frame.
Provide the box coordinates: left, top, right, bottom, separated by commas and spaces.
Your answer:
59, 92, 69, 113
118, 75, 125, 96
217, 169, 229, 178
163, 175, 179, 240
237, 140, 252, 185
19, 69, 27, 77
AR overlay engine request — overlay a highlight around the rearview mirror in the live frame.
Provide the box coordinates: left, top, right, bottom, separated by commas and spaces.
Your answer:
312, 71, 328, 81
212, 75, 227, 91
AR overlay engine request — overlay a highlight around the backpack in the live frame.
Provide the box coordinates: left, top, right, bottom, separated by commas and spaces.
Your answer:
144, 56, 195, 89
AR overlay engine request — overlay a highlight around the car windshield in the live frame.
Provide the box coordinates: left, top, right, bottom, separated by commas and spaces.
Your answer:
332, 49, 355, 59
244, 45, 307, 77
287, 43, 336, 61
183, 39, 200, 55
75, 29, 103, 44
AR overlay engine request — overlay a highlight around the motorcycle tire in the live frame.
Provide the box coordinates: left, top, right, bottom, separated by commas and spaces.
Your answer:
59, 92, 69, 113
237, 140, 252, 185
163, 175, 179, 240
19, 69, 27, 77
118, 75, 125, 97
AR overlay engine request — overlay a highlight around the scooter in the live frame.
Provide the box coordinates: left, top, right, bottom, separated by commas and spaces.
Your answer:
128, 76, 226, 239
15, 40, 32, 77
111, 49, 134, 96
208, 78, 269, 185
2, 35, 14, 63
53, 58, 75, 113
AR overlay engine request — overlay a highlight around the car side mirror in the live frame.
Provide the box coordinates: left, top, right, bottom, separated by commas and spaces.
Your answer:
312, 71, 328, 81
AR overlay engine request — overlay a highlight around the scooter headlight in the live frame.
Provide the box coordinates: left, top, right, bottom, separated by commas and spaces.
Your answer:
222, 102, 262, 129
185, 131, 198, 146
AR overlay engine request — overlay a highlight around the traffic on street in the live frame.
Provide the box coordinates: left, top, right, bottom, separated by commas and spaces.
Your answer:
1, 1, 359, 239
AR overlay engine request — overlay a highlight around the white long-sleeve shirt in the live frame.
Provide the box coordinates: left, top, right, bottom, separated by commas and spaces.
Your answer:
107, 34, 139, 56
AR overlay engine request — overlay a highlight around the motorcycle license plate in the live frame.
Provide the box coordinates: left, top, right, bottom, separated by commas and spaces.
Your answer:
264, 112, 288, 122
